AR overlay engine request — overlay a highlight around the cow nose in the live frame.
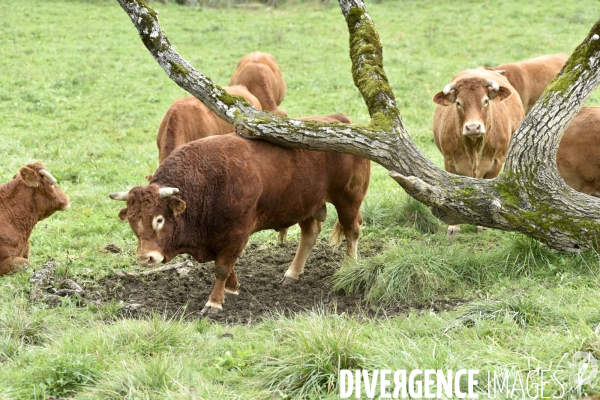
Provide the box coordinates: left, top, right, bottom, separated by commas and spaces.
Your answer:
137, 251, 164, 267
463, 122, 485, 136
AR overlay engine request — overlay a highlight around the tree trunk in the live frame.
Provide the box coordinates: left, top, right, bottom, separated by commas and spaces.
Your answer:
116, 0, 600, 252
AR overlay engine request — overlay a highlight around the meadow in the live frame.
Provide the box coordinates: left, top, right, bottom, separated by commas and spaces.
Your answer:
1, 0, 600, 398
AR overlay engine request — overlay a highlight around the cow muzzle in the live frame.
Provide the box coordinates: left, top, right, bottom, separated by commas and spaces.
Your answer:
463, 122, 486, 137
137, 250, 165, 267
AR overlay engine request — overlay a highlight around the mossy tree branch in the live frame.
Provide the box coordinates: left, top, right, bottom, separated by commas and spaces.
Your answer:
116, 0, 600, 252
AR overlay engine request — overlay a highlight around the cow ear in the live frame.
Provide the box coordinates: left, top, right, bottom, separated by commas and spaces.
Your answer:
490, 86, 512, 102
19, 167, 41, 187
118, 208, 129, 222
433, 91, 455, 106
169, 198, 186, 217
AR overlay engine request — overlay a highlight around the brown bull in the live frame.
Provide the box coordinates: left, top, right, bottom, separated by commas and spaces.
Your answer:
229, 52, 287, 116
557, 106, 600, 196
0, 162, 70, 275
110, 133, 370, 314
485, 53, 569, 113
433, 68, 524, 235
156, 85, 262, 164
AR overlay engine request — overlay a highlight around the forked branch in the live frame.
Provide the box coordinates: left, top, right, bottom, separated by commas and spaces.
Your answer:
116, 0, 600, 251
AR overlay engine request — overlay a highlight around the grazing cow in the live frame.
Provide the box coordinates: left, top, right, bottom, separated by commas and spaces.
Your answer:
156, 85, 262, 164
110, 133, 370, 314
433, 68, 525, 235
0, 162, 70, 276
229, 52, 287, 116
484, 53, 569, 113
557, 107, 600, 196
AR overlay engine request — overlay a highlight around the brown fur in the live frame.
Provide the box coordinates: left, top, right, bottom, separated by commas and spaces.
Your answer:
0, 162, 70, 276
156, 85, 262, 164
115, 134, 370, 310
484, 53, 568, 113
433, 68, 525, 179
557, 106, 600, 196
229, 52, 287, 116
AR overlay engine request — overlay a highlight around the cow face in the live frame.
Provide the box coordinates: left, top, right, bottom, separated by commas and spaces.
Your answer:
18, 163, 71, 221
433, 77, 512, 138
115, 185, 186, 267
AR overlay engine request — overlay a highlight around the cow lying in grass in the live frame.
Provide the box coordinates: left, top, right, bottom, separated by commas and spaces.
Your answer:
0, 162, 70, 276
229, 52, 287, 116
110, 131, 370, 314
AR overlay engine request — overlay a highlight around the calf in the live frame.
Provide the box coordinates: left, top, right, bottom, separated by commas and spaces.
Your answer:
110, 134, 370, 314
557, 106, 600, 196
433, 68, 524, 235
484, 53, 569, 113
0, 162, 70, 275
229, 52, 287, 116
156, 85, 262, 163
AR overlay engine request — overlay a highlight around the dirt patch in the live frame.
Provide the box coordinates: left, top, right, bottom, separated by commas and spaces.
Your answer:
83, 239, 462, 325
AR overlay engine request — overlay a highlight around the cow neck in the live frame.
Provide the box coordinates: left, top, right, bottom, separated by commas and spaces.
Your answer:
0, 180, 39, 234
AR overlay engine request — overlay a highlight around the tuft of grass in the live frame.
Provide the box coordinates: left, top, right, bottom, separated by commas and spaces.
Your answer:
447, 296, 563, 331
262, 311, 373, 398
80, 356, 184, 399
397, 197, 441, 234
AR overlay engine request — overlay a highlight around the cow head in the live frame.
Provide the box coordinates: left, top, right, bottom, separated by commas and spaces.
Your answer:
433, 77, 512, 138
109, 184, 186, 267
16, 162, 71, 220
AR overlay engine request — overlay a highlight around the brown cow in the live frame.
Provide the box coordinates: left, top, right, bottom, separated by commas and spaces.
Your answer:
229, 52, 287, 116
485, 53, 569, 113
557, 107, 600, 196
156, 85, 262, 164
0, 162, 70, 276
110, 133, 370, 314
433, 68, 525, 235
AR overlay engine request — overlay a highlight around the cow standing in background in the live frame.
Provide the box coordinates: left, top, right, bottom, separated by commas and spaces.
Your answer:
484, 53, 569, 113
433, 68, 524, 236
557, 107, 600, 196
110, 133, 370, 314
156, 85, 262, 164
0, 162, 70, 276
229, 52, 287, 116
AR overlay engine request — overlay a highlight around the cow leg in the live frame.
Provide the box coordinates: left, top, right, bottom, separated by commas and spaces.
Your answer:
282, 217, 321, 285
446, 225, 461, 236
476, 226, 486, 234
0, 257, 29, 276
333, 208, 362, 260
277, 227, 288, 244
225, 270, 239, 295
202, 255, 237, 315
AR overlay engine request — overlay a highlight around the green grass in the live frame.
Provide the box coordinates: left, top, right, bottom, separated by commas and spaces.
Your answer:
1, 0, 600, 398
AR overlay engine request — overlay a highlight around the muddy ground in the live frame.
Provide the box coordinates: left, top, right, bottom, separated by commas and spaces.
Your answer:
83, 239, 460, 325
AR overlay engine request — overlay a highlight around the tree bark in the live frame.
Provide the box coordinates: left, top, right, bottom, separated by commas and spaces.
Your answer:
116, 0, 600, 252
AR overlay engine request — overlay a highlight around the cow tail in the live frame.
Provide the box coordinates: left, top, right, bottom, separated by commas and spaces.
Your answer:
329, 221, 344, 250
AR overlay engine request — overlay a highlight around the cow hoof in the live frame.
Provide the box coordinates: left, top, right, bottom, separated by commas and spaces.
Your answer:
200, 304, 223, 316
225, 288, 239, 296
281, 276, 298, 285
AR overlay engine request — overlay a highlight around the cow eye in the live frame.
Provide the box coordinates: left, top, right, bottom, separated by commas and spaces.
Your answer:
455, 100, 462, 108
483, 99, 489, 107
152, 215, 165, 231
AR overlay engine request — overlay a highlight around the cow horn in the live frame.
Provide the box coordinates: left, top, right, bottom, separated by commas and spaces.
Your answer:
486, 79, 500, 91
109, 191, 129, 201
38, 169, 57, 185
442, 82, 456, 95
159, 187, 180, 199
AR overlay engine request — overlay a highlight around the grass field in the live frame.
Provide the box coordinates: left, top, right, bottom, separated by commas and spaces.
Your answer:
1, 0, 600, 398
